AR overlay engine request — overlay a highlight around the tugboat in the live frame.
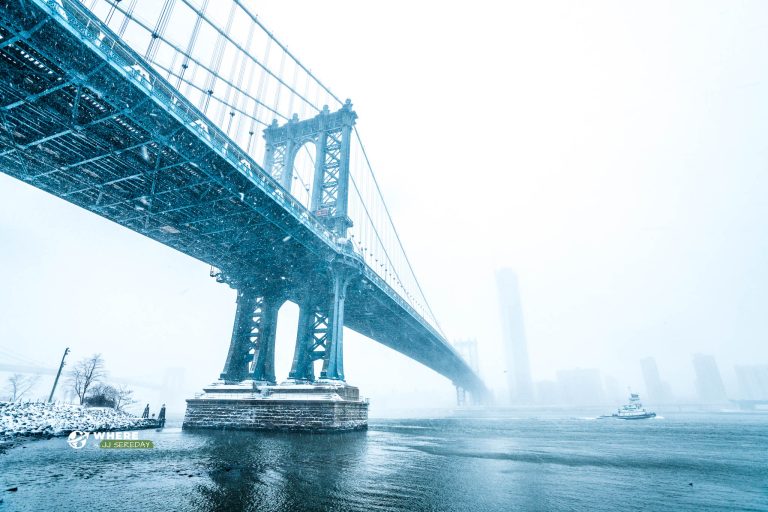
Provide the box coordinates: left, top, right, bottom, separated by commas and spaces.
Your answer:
601, 392, 656, 420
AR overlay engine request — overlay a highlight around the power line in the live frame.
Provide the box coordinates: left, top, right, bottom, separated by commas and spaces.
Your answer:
0, 345, 50, 369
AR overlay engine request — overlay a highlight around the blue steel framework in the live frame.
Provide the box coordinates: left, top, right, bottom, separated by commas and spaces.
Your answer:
0, 0, 487, 397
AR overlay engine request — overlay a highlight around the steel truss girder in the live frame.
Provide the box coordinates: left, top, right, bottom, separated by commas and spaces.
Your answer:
0, 17, 49, 51
0, 94, 152, 161
60, 157, 205, 203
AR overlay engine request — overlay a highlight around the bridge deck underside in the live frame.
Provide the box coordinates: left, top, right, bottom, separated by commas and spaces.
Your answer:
0, 0, 485, 395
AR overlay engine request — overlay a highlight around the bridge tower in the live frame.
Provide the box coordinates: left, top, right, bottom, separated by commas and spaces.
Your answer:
185, 103, 367, 431
215, 101, 359, 385
454, 339, 480, 406
263, 99, 357, 238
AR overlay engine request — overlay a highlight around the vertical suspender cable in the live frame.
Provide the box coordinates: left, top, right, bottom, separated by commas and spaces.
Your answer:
246, 38, 272, 156
271, 51, 286, 115
353, 129, 445, 335
145, 0, 176, 62
232, 22, 257, 139
117, 0, 137, 38
177, 0, 208, 91
201, 1, 236, 114
286, 62, 299, 118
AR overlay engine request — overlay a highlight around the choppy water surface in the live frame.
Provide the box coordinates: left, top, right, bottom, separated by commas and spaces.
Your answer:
1, 412, 766, 511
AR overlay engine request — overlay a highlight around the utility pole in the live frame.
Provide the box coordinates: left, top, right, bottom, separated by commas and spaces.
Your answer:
48, 347, 70, 403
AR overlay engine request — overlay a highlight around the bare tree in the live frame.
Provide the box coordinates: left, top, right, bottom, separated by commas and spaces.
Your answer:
113, 384, 136, 411
69, 354, 106, 405
5, 373, 38, 402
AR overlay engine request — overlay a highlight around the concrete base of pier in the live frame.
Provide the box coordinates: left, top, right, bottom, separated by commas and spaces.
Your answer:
182, 381, 369, 432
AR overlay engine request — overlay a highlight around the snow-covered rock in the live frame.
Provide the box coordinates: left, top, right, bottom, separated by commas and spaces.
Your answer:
0, 401, 157, 446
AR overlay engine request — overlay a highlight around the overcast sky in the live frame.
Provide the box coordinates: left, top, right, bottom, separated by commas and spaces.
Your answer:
1, 0, 767, 414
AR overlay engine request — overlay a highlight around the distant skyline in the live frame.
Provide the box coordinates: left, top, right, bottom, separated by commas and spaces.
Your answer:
3, 1, 768, 411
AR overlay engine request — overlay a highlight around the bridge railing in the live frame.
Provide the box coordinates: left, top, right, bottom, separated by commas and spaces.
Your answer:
39, 0, 448, 344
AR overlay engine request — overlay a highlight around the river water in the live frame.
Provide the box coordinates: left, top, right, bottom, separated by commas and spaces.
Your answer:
1, 411, 766, 511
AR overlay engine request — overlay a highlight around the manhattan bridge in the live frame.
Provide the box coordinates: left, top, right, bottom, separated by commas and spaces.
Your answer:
0, 0, 487, 402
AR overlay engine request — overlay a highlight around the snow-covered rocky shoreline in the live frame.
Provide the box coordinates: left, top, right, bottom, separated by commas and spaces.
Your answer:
0, 401, 158, 450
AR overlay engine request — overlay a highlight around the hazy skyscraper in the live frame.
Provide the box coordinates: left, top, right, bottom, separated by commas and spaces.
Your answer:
640, 357, 672, 403
734, 365, 768, 400
496, 269, 533, 402
692, 354, 728, 403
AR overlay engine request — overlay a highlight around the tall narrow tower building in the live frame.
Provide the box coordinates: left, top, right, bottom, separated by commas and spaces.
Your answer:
640, 357, 672, 403
692, 354, 728, 403
496, 269, 534, 402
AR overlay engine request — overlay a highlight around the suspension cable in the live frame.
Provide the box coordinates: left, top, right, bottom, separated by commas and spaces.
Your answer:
230, 0, 343, 107
175, 0, 322, 113
352, 128, 446, 336
149, 61, 270, 127
101, 0, 290, 123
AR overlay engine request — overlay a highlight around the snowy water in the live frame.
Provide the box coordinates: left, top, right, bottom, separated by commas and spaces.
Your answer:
1, 412, 766, 511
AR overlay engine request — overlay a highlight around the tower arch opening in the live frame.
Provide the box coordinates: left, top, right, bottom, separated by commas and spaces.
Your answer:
274, 300, 300, 383
289, 141, 316, 209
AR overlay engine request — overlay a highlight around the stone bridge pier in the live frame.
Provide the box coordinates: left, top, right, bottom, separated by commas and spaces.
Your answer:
183, 259, 368, 432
